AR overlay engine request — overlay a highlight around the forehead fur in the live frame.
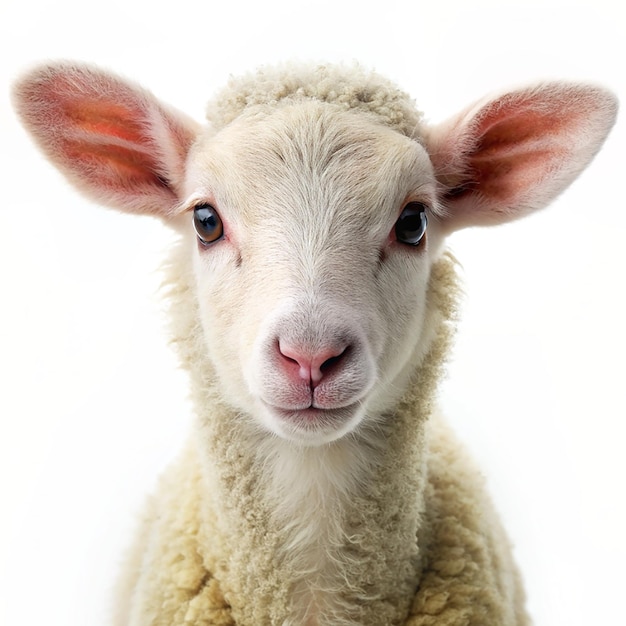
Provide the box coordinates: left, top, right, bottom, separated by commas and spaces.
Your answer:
191, 101, 434, 230
205, 63, 425, 139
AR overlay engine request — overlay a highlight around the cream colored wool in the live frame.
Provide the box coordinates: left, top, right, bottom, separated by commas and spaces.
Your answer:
205, 63, 424, 138
114, 246, 527, 626
109, 65, 530, 626
14, 61, 615, 626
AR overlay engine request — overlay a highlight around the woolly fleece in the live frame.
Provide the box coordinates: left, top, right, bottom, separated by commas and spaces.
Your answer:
115, 65, 529, 625
115, 253, 527, 626
205, 63, 425, 138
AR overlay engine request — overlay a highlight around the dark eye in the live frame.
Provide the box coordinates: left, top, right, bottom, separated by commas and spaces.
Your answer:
193, 203, 223, 245
395, 202, 428, 246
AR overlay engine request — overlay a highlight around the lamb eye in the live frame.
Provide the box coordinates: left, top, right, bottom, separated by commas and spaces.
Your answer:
395, 202, 428, 246
193, 204, 223, 245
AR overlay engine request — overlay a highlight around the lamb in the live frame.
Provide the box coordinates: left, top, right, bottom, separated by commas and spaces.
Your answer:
12, 61, 617, 626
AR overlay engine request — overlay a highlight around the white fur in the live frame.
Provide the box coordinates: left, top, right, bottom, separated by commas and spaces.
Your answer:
12, 62, 618, 625
181, 101, 444, 447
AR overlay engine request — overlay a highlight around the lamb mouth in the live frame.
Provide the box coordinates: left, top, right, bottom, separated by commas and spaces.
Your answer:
264, 402, 362, 429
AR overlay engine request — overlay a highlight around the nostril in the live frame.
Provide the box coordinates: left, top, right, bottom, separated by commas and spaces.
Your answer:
320, 345, 349, 375
281, 351, 299, 366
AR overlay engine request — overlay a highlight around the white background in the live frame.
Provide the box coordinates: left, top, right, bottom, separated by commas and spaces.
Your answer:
0, 1, 624, 624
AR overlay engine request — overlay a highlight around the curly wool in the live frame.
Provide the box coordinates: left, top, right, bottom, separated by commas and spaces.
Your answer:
205, 63, 425, 138
114, 65, 528, 625
115, 247, 528, 626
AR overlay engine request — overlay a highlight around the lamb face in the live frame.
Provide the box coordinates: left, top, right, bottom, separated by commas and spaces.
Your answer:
179, 101, 446, 445
12, 63, 616, 451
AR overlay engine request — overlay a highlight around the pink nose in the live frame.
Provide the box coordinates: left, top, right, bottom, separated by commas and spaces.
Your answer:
278, 341, 348, 388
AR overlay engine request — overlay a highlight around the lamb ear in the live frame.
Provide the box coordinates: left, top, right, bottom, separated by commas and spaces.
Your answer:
12, 62, 201, 217
424, 82, 618, 231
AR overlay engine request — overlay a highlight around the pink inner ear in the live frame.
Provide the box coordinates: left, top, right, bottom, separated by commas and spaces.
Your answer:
15, 63, 202, 215
468, 103, 574, 204
66, 100, 147, 143
62, 139, 170, 191
427, 81, 619, 230
31, 71, 172, 196
60, 98, 167, 190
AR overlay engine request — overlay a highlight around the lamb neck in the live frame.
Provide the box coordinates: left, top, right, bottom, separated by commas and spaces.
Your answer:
167, 249, 458, 626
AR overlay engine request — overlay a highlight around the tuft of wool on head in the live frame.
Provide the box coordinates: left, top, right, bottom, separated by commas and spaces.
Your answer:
205, 63, 425, 138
